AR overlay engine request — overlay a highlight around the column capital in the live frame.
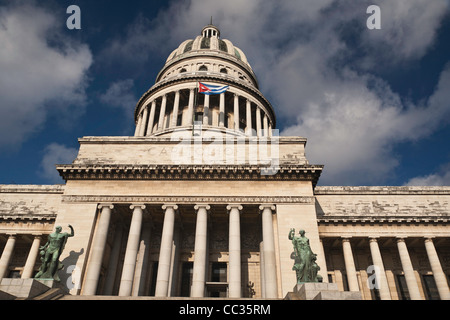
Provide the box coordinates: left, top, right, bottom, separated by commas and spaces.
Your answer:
31, 233, 43, 238
259, 204, 276, 212
6, 233, 17, 238
424, 237, 435, 243
98, 203, 114, 210
341, 237, 352, 242
162, 204, 178, 211
369, 236, 379, 242
130, 204, 146, 210
194, 204, 211, 211
396, 237, 407, 242
227, 204, 243, 211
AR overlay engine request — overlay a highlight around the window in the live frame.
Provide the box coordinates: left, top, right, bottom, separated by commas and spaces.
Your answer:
211, 262, 227, 282
220, 68, 228, 74
180, 262, 193, 297
199, 65, 208, 72
422, 275, 440, 300
396, 275, 410, 300
179, 68, 187, 74
149, 262, 158, 296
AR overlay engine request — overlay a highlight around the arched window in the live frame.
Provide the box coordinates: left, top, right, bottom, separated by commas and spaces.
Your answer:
220, 68, 228, 74
179, 68, 187, 74
199, 65, 208, 72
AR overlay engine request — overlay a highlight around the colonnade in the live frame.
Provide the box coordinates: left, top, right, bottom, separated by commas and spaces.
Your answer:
134, 88, 273, 137
334, 236, 450, 300
81, 203, 278, 298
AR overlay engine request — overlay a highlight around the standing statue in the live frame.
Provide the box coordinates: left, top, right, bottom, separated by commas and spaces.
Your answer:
35, 225, 74, 281
289, 228, 321, 283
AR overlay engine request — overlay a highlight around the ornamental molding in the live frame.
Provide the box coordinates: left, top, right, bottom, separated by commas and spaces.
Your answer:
56, 164, 323, 185
61, 195, 316, 205
317, 216, 449, 224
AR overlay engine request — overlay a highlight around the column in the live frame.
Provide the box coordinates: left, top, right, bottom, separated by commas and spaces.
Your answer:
259, 241, 266, 298
259, 205, 277, 298
0, 234, 16, 280
396, 238, 422, 300
219, 92, 225, 127
263, 114, 269, 137
134, 114, 142, 136
138, 106, 149, 136
186, 88, 195, 126
368, 237, 391, 300
132, 222, 152, 296
227, 204, 243, 298
118, 204, 145, 296
146, 101, 156, 135
319, 238, 328, 282
424, 237, 450, 300
103, 224, 124, 295
256, 107, 262, 137
341, 237, 359, 291
246, 99, 252, 135
82, 204, 113, 295
233, 94, 239, 131
155, 204, 178, 297
158, 94, 167, 130
191, 204, 210, 297
170, 90, 180, 128
203, 95, 210, 125
21, 235, 41, 279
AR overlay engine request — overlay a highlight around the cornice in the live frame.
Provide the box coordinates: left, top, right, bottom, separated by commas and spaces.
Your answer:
314, 186, 450, 195
56, 164, 323, 185
317, 215, 449, 224
62, 195, 316, 205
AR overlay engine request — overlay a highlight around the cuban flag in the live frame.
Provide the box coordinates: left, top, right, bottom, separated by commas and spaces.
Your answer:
198, 82, 229, 95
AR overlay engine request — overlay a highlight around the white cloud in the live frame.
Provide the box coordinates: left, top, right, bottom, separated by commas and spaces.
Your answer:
103, 0, 450, 185
38, 143, 78, 183
99, 79, 136, 113
404, 164, 450, 186
0, 2, 92, 149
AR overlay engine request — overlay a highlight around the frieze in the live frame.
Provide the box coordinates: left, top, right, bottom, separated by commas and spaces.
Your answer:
62, 195, 315, 205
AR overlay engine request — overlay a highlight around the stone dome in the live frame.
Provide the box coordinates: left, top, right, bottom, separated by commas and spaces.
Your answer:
156, 24, 258, 88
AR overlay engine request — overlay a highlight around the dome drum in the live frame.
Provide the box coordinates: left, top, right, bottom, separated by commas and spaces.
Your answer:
134, 81, 274, 138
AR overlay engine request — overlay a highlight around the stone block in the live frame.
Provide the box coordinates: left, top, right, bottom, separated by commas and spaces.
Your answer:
0, 278, 53, 299
293, 282, 339, 300
313, 291, 362, 300
285, 282, 362, 300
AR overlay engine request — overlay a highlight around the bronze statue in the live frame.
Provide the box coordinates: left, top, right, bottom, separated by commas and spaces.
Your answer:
35, 225, 74, 281
289, 228, 321, 283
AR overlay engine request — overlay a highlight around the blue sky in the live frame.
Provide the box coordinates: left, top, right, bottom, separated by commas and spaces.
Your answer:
0, 0, 449, 186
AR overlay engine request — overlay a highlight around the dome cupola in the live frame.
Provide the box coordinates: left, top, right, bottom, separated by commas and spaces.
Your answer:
133, 24, 276, 139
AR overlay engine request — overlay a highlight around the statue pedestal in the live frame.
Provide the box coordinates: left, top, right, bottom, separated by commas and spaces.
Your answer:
284, 282, 362, 300
0, 278, 66, 300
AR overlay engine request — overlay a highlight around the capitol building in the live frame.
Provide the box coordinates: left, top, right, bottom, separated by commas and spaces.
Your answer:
0, 24, 449, 300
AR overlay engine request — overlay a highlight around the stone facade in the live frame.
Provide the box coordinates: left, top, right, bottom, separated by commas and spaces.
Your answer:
0, 24, 449, 300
